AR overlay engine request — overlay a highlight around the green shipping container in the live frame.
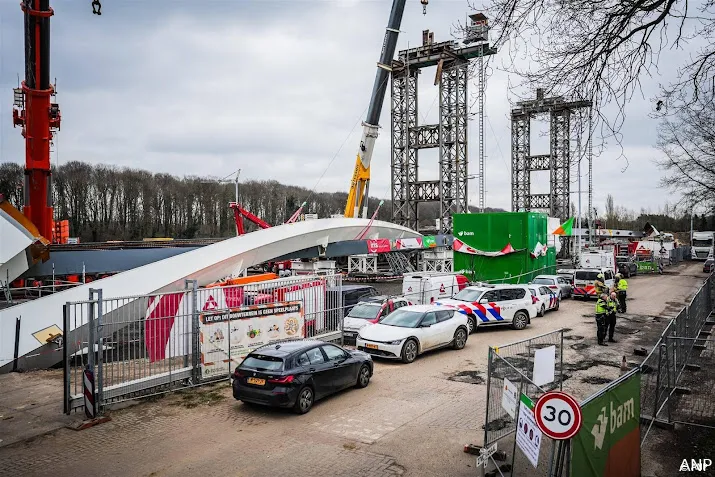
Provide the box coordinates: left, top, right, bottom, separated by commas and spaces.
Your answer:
453, 212, 550, 284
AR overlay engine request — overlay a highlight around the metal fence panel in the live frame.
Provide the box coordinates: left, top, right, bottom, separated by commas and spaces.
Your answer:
482, 329, 564, 476
64, 274, 345, 414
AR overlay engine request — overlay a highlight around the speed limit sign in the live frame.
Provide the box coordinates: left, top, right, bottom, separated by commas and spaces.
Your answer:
534, 391, 582, 440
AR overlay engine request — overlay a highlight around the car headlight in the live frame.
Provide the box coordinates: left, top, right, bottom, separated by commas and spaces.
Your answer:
386, 339, 403, 345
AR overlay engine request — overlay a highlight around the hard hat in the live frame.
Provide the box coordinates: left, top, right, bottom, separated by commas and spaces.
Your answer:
597, 273, 604, 279
615, 273, 622, 279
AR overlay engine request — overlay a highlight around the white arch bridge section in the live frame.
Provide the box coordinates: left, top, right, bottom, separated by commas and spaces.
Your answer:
0, 218, 420, 371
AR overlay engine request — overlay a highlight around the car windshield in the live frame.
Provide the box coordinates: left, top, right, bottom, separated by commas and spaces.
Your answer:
532, 278, 554, 285
379, 309, 424, 328
693, 239, 713, 247
575, 271, 600, 281
347, 303, 381, 319
241, 354, 284, 371
452, 289, 484, 301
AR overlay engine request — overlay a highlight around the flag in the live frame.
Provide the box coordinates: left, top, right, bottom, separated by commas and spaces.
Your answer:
530, 242, 548, 258
552, 217, 574, 236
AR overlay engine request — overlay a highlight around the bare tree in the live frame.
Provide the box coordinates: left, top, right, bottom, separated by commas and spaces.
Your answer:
465, 0, 715, 134
657, 94, 715, 209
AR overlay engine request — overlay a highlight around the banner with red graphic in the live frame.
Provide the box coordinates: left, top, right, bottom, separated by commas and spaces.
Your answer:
453, 239, 524, 257
366, 238, 392, 254
395, 237, 424, 250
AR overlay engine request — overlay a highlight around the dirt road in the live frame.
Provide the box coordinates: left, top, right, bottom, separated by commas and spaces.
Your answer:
0, 263, 706, 477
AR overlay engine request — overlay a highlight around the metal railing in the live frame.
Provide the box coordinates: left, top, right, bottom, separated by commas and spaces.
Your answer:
63, 274, 344, 414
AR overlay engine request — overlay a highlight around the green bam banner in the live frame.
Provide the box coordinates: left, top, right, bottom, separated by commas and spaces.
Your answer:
571, 372, 641, 477
423, 236, 437, 248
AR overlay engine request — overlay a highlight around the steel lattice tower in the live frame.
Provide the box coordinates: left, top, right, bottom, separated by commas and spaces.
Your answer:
478, 53, 485, 212
510, 89, 592, 221
391, 23, 495, 234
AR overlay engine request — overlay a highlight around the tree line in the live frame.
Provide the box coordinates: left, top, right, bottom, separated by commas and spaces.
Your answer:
0, 161, 499, 242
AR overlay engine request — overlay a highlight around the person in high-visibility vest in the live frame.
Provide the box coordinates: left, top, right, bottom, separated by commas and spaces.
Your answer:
607, 292, 618, 343
595, 293, 609, 346
615, 273, 628, 312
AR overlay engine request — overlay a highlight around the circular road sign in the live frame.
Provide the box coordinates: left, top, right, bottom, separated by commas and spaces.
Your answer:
534, 391, 583, 440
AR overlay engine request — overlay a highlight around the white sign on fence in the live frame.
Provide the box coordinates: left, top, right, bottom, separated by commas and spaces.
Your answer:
501, 377, 518, 419
199, 301, 304, 379
516, 394, 542, 468
533, 345, 556, 386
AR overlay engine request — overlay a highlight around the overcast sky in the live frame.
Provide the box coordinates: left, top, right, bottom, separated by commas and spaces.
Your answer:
0, 0, 681, 217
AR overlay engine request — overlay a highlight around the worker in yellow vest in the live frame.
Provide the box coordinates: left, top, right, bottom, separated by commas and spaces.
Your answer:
615, 273, 628, 312
607, 292, 618, 343
594, 273, 607, 296
595, 294, 609, 346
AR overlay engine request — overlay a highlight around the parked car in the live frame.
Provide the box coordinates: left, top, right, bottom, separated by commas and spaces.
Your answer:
556, 269, 576, 286
704, 258, 715, 273
527, 285, 560, 316
356, 304, 469, 363
436, 284, 537, 333
342, 296, 411, 345
616, 256, 638, 278
531, 274, 572, 299
232, 340, 373, 414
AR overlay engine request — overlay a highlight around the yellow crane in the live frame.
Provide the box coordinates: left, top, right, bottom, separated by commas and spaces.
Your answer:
344, 0, 428, 218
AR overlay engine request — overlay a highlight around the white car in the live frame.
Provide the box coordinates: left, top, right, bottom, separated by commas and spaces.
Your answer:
342, 296, 411, 345
435, 284, 537, 333
356, 304, 469, 363
527, 285, 560, 316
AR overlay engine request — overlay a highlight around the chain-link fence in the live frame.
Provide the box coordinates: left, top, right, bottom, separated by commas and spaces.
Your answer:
640, 273, 715, 444
64, 274, 345, 415
482, 329, 565, 476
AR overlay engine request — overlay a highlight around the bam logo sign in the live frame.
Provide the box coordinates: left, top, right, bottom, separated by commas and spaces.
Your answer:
590, 398, 636, 450
680, 459, 712, 472
572, 373, 641, 477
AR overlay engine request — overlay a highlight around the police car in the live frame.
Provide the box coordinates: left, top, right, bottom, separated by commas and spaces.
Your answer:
526, 285, 560, 316
435, 284, 538, 333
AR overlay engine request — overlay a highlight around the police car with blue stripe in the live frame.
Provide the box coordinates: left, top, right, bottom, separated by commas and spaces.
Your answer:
435, 284, 538, 334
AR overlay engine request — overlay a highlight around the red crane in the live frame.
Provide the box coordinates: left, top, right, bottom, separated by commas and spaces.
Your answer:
12, 0, 62, 241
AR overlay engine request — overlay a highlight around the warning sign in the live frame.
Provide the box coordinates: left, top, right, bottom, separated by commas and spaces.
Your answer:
516, 394, 542, 468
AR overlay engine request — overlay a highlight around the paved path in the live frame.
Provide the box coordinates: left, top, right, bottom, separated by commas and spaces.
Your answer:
0, 263, 706, 477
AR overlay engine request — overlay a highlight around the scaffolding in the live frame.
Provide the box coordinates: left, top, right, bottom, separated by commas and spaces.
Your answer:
510, 88, 593, 221
391, 20, 496, 234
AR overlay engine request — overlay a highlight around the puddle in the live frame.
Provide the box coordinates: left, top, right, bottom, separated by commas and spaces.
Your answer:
570, 343, 589, 351
446, 370, 485, 385
564, 335, 584, 341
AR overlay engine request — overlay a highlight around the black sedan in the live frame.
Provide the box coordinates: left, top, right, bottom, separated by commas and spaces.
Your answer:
704, 258, 714, 273
232, 340, 373, 414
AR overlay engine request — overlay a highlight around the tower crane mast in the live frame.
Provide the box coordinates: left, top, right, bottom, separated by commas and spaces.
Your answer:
343, 0, 428, 218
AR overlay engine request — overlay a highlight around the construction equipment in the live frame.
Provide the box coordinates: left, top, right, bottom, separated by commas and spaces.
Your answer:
343, 0, 427, 218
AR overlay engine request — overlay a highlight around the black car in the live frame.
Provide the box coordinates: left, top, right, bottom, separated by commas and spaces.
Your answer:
704, 258, 714, 273
616, 256, 638, 278
232, 340, 373, 414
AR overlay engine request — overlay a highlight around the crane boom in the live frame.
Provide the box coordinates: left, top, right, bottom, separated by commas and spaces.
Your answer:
344, 0, 419, 218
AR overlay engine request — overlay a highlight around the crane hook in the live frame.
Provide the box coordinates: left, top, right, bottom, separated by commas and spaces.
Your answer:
91, 0, 102, 15
420, 0, 428, 15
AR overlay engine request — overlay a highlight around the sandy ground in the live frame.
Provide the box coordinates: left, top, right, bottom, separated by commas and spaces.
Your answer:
0, 262, 707, 477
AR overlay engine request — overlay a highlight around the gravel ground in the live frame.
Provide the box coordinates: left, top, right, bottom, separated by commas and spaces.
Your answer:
0, 262, 707, 477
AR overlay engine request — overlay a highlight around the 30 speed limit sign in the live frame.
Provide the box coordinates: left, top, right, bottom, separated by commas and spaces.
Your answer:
534, 391, 582, 440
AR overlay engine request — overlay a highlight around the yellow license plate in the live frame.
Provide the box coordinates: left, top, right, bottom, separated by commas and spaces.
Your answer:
366, 343, 379, 350
247, 377, 266, 386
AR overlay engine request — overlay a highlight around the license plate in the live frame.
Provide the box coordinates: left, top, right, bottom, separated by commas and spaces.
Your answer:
247, 377, 265, 386
365, 343, 379, 350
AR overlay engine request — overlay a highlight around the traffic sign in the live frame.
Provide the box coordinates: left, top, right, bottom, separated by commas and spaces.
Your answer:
534, 391, 582, 440
476, 443, 497, 467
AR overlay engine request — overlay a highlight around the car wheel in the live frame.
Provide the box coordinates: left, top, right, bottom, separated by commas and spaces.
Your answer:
401, 339, 418, 364
512, 311, 529, 330
467, 316, 477, 334
293, 386, 314, 414
452, 327, 468, 350
554, 299, 560, 311
538, 305, 545, 317
355, 364, 371, 388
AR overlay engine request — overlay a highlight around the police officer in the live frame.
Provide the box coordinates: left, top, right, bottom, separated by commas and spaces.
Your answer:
595, 293, 609, 346
594, 273, 607, 296
606, 291, 618, 343
615, 273, 628, 313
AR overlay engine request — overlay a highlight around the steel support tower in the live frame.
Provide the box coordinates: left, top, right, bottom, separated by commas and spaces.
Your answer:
391, 28, 495, 234
510, 89, 592, 220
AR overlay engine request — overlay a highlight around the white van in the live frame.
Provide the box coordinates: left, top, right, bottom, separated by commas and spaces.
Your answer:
401, 273, 468, 305
572, 268, 615, 299
580, 251, 616, 272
